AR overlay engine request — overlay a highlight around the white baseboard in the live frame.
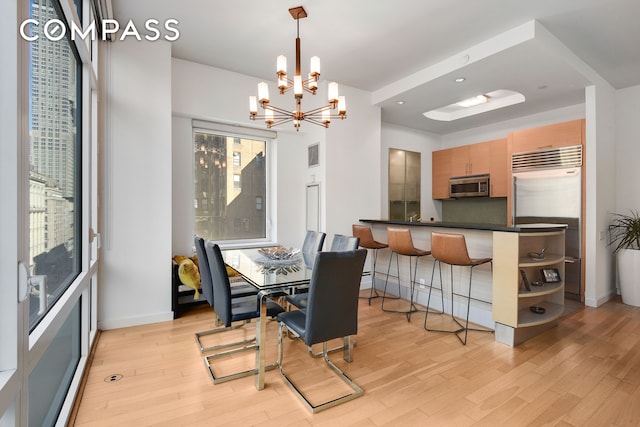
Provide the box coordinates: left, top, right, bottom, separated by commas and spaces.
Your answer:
98, 311, 174, 330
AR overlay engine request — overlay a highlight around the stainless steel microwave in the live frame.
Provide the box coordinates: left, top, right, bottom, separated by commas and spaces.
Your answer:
449, 174, 490, 198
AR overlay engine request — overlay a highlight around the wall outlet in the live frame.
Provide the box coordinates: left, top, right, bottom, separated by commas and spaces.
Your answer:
419, 278, 426, 289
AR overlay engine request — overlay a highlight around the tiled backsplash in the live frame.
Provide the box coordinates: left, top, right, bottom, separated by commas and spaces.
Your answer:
442, 197, 508, 225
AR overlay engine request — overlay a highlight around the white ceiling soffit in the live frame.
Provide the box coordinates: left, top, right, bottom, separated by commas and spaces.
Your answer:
375, 20, 593, 134
423, 90, 526, 121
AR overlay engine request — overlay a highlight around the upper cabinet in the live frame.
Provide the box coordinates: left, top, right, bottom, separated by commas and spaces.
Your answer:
511, 119, 584, 154
432, 138, 507, 199
489, 138, 508, 197
450, 142, 491, 177
432, 149, 451, 200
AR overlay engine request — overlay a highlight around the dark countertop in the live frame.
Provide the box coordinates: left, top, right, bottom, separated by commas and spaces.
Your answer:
359, 219, 567, 233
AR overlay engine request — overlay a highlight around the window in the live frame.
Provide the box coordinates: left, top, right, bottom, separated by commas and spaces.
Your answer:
193, 129, 269, 242
28, 0, 82, 330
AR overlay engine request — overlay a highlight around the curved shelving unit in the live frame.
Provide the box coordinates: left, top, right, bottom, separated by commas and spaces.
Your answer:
517, 302, 564, 327
493, 227, 566, 346
518, 281, 563, 298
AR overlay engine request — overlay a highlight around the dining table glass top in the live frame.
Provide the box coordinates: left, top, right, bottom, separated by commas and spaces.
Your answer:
222, 247, 317, 290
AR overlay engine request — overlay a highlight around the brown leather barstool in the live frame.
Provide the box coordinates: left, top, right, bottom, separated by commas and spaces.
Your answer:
382, 227, 431, 321
352, 225, 388, 305
424, 232, 492, 345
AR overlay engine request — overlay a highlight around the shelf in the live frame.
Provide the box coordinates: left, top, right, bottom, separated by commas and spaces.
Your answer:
518, 253, 564, 267
517, 301, 563, 327
518, 281, 563, 298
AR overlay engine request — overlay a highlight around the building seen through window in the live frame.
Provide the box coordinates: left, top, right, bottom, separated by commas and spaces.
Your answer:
194, 131, 267, 241
28, 0, 82, 330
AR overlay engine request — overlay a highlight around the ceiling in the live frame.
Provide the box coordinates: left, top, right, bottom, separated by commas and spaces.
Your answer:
111, 0, 640, 135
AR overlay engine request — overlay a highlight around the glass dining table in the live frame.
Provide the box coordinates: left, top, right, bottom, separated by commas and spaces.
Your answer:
221, 247, 317, 390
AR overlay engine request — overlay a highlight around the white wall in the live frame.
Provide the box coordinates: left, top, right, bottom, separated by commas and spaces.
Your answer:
381, 123, 442, 221
584, 84, 617, 307
100, 40, 173, 329
613, 84, 640, 292
614, 85, 640, 213
325, 86, 382, 239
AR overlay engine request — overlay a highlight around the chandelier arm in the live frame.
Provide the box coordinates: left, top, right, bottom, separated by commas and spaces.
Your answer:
303, 117, 329, 128
263, 104, 297, 116
302, 104, 335, 116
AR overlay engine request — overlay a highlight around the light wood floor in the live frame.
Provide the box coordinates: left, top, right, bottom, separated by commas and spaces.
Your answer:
71, 294, 640, 426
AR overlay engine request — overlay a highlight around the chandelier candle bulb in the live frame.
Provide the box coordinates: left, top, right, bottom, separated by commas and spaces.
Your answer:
249, 96, 258, 114
338, 96, 346, 115
308, 73, 317, 91
258, 82, 269, 103
278, 77, 288, 93
322, 109, 331, 124
265, 109, 274, 125
277, 55, 287, 76
310, 56, 320, 76
328, 82, 339, 103
294, 75, 303, 97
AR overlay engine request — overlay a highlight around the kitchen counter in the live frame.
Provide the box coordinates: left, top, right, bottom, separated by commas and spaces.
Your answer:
359, 219, 567, 233
358, 220, 567, 343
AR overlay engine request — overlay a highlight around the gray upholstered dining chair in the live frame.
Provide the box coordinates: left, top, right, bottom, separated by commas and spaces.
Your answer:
301, 230, 326, 253
329, 233, 360, 251
286, 234, 360, 310
276, 249, 367, 413
193, 236, 258, 352
198, 242, 285, 384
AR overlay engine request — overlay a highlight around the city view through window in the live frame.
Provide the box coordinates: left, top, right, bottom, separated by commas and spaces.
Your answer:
28, 0, 81, 329
194, 131, 267, 241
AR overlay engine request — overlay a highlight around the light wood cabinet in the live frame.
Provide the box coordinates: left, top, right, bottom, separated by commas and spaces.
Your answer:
432, 139, 506, 199
493, 228, 565, 346
431, 149, 451, 199
449, 143, 490, 177
511, 119, 584, 154
489, 138, 508, 197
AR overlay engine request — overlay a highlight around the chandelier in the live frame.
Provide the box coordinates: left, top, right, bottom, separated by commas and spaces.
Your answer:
249, 6, 346, 131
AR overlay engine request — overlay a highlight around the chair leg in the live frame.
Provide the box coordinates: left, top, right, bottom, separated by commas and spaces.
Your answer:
194, 320, 254, 353
381, 252, 401, 312
424, 264, 492, 345
278, 323, 363, 414
359, 248, 380, 305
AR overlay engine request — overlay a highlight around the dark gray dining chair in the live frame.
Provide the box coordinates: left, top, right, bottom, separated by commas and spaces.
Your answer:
329, 234, 360, 251
301, 230, 326, 253
193, 236, 258, 352
286, 234, 360, 310
276, 249, 367, 413
198, 242, 285, 384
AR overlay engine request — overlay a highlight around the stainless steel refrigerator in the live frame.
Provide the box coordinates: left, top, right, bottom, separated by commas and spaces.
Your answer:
512, 145, 582, 300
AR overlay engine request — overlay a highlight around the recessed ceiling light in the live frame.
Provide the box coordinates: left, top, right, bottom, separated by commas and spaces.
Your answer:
455, 77, 466, 83
423, 89, 525, 121
396, 100, 405, 105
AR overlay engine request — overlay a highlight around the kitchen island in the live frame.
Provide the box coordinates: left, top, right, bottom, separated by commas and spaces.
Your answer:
359, 219, 567, 346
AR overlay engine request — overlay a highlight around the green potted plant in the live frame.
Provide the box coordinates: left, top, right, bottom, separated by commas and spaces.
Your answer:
609, 210, 640, 306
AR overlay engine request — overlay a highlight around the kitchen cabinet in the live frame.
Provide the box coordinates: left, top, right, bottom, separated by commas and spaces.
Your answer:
431, 149, 451, 199
511, 119, 584, 154
450, 142, 490, 177
493, 227, 565, 346
489, 138, 508, 197
389, 148, 421, 221
432, 138, 507, 199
